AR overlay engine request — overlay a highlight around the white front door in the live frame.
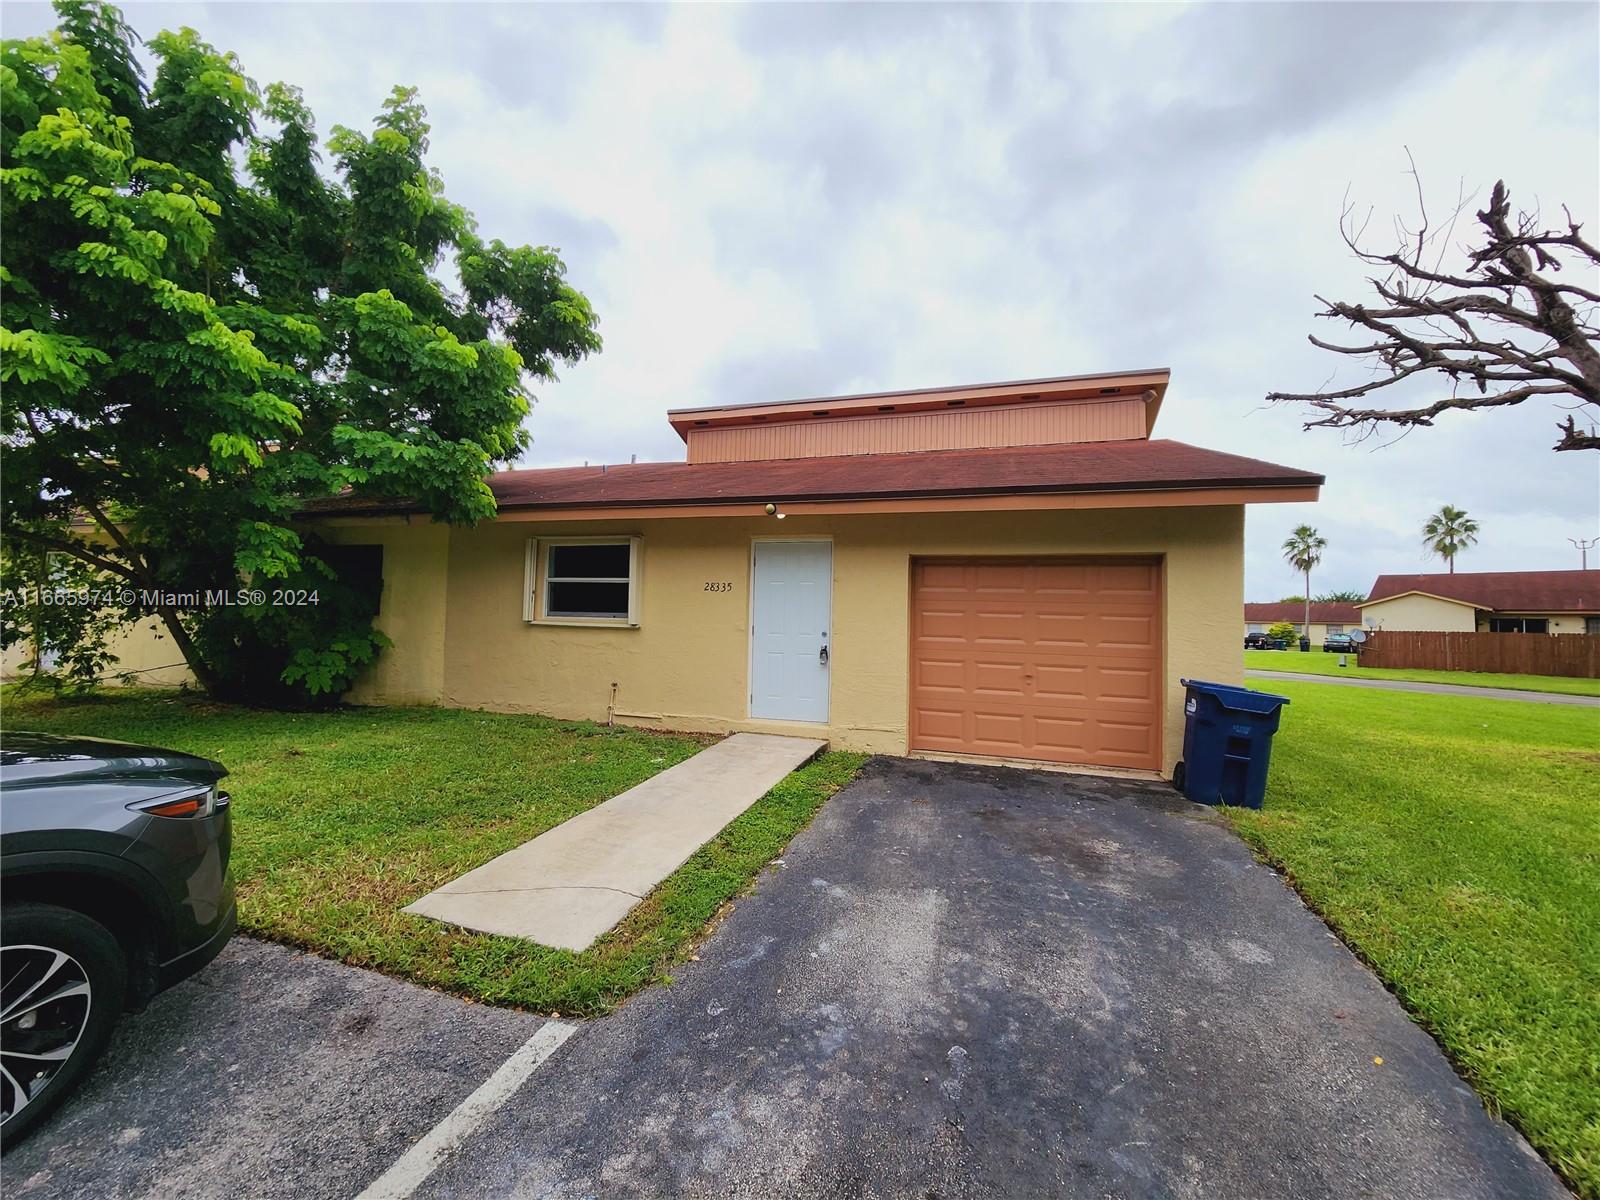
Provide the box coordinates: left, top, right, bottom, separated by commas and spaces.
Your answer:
750, 540, 832, 723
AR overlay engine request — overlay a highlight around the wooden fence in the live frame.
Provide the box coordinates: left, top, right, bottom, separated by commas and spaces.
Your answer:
1360, 630, 1600, 678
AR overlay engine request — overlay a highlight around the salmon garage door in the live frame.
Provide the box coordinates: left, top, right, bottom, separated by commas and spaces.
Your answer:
910, 558, 1162, 769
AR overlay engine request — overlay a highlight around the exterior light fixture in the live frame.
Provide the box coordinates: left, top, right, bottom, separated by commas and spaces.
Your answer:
765, 502, 784, 518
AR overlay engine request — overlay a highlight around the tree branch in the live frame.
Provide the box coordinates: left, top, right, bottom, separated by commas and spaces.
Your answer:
1271, 172, 1600, 450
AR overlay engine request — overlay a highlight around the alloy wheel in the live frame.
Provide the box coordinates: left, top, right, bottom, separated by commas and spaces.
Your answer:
0, 944, 93, 1127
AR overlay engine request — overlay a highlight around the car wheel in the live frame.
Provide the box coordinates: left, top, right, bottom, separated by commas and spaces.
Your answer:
1, 903, 126, 1148
1172, 761, 1187, 793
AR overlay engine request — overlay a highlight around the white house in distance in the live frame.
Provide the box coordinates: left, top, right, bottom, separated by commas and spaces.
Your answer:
1357, 570, 1600, 635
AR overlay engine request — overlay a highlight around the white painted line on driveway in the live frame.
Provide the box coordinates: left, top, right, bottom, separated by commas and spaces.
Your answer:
356, 1019, 578, 1199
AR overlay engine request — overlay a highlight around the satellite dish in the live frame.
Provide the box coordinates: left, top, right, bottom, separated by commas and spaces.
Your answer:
1349, 628, 1368, 643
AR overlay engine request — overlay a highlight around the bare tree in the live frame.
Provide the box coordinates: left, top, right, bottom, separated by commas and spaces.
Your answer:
1269, 161, 1600, 452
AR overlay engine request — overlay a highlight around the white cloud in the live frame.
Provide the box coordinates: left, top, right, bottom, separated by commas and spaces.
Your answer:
6, 0, 1597, 593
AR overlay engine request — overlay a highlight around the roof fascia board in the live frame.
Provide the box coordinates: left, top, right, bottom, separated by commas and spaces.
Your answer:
1356, 590, 1484, 610
307, 483, 1318, 525
667, 370, 1171, 438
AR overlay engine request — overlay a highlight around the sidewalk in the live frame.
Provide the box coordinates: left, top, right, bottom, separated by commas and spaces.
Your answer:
1245, 669, 1600, 707
405, 732, 826, 951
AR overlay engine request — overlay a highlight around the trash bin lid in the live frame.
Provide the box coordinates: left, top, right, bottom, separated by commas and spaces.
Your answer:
1180, 678, 1291, 713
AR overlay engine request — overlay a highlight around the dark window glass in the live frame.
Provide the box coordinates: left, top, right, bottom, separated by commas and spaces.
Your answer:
548, 543, 630, 579
1490, 617, 1549, 634
316, 543, 385, 619
546, 580, 629, 618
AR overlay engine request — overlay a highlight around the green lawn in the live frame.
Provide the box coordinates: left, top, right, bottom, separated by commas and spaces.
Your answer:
1227, 682, 1600, 1197
1, 688, 866, 1017
1244, 648, 1600, 697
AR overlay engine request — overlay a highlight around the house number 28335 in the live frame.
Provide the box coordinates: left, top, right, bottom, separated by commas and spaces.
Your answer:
704, 581, 733, 592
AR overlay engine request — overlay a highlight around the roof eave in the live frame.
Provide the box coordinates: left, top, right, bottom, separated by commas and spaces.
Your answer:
305, 478, 1319, 522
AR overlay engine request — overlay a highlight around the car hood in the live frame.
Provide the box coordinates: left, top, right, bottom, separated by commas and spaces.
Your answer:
0, 732, 227, 789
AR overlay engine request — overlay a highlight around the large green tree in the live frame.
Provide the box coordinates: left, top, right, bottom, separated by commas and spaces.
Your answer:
1, 2, 600, 700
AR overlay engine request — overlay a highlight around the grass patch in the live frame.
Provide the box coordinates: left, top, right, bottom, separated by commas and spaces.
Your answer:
1226, 682, 1600, 1196
3, 688, 867, 1017
1244, 648, 1600, 696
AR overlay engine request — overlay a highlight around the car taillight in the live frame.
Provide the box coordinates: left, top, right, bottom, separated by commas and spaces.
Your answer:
132, 784, 221, 819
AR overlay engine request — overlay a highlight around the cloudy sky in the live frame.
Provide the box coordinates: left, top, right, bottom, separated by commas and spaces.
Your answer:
7, 1, 1598, 597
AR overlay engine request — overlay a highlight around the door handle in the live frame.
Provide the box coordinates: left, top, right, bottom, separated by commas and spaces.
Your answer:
819, 644, 829, 666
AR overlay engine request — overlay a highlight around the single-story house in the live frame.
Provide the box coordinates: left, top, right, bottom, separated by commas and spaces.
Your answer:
23, 369, 1326, 776
1357, 571, 1600, 635
1243, 602, 1363, 643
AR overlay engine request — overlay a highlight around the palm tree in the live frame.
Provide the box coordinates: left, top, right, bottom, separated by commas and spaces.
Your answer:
1422, 505, 1480, 573
1281, 525, 1327, 645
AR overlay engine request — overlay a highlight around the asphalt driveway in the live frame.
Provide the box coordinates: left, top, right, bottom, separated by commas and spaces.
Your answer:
416, 756, 1564, 1199
6, 758, 1568, 1199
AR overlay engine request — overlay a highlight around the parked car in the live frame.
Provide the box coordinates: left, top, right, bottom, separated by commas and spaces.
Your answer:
1, 733, 236, 1145
1244, 632, 1288, 650
1323, 632, 1359, 653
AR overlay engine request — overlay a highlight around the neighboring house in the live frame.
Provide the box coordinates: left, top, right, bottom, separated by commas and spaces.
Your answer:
39, 369, 1325, 776
1242, 602, 1363, 643
0, 618, 193, 687
1358, 571, 1600, 635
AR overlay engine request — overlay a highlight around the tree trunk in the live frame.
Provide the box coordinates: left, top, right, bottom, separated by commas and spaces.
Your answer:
154, 606, 222, 694
1303, 571, 1311, 642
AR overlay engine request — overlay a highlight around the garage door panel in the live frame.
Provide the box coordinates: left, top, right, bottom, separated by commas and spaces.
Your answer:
914, 707, 968, 741
1093, 720, 1158, 763
971, 710, 1026, 749
1096, 613, 1158, 649
915, 657, 967, 689
1032, 715, 1089, 755
1034, 611, 1091, 649
916, 561, 973, 589
910, 557, 1161, 770
971, 610, 1027, 641
972, 565, 1029, 593
973, 661, 1028, 696
917, 608, 973, 640
1033, 663, 1089, 701
1096, 665, 1158, 702
1031, 563, 1094, 593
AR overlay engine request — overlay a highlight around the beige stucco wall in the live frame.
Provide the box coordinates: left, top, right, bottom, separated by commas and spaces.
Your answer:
2, 618, 194, 687
319, 521, 451, 706
401, 504, 1244, 775
1359, 593, 1478, 632
11, 506, 1248, 776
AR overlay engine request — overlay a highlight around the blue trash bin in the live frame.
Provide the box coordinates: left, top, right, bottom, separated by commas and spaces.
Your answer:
1175, 679, 1291, 809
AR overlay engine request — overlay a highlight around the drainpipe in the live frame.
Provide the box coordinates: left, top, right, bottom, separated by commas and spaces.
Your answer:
607, 681, 618, 729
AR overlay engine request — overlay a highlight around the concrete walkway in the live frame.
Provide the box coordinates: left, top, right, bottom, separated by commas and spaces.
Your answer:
1246, 668, 1600, 707
405, 732, 826, 951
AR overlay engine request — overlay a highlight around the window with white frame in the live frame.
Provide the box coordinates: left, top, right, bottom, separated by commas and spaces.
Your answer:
1246, 623, 1265, 633
1325, 624, 1344, 634
525, 537, 640, 625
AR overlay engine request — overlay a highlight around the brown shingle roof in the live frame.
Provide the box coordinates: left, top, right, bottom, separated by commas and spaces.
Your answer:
307, 439, 1322, 517
1244, 602, 1363, 624
1363, 571, 1600, 613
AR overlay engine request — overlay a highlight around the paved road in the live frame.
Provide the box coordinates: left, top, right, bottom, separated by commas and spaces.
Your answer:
8, 760, 1569, 1199
1247, 667, 1600, 706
